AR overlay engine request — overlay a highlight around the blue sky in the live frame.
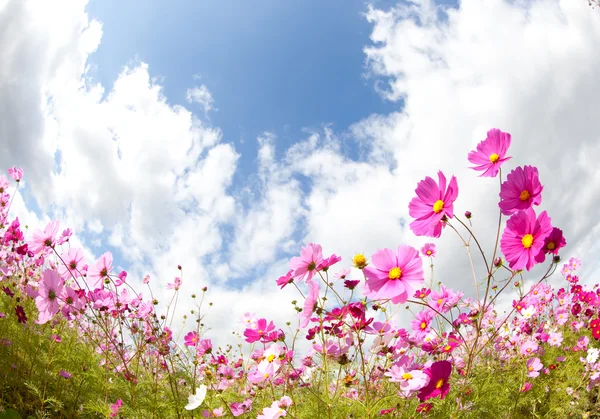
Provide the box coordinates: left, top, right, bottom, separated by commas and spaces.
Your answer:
86, 0, 401, 176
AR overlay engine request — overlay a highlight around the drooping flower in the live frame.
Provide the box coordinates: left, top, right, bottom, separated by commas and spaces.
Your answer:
299, 279, 320, 328
498, 166, 543, 215
500, 208, 553, 271
167, 277, 182, 291
7, 167, 23, 182
289, 243, 323, 282
35, 269, 65, 324
409, 171, 459, 238
467, 128, 512, 177
363, 245, 424, 304
276, 270, 294, 289
417, 360, 452, 401
421, 243, 436, 258
185, 385, 207, 410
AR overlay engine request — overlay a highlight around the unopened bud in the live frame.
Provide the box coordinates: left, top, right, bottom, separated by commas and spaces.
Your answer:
494, 257, 502, 268
465, 211, 472, 219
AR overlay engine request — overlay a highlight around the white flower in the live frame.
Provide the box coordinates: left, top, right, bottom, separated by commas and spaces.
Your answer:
586, 347, 600, 364
185, 385, 207, 410
522, 306, 536, 319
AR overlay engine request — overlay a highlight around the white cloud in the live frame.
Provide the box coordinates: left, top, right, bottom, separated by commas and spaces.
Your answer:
186, 85, 215, 114
2, 0, 600, 349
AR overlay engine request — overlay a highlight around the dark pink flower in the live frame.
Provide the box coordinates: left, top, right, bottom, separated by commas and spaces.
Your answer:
317, 254, 342, 271
500, 209, 553, 271
276, 270, 294, 289
467, 128, 511, 177
540, 227, 566, 256
417, 360, 452, 401
499, 166, 543, 215
363, 245, 424, 304
409, 171, 458, 238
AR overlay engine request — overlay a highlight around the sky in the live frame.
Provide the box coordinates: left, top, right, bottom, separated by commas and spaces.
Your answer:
1, 0, 600, 346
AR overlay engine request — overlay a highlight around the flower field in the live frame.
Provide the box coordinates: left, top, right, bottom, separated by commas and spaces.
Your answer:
1, 129, 599, 418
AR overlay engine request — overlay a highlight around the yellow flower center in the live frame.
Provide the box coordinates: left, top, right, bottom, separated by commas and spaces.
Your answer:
426, 250, 432, 255
264, 373, 269, 378
267, 354, 276, 363
420, 321, 427, 330
444, 345, 452, 352
401, 373, 413, 380
528, 366, 533, 371
547, 242, 555, 250
437, 298, 443, 306
489, 153, 500, 163
519, 190, 531, 201
353, 254, 367, 269
432, 200, 445, 214
435, 379, 445, 389
521, 234, 534, 249
388, 267, 402, 280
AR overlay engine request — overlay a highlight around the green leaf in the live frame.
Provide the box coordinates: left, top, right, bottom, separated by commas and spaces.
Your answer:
0, 409, 22, 419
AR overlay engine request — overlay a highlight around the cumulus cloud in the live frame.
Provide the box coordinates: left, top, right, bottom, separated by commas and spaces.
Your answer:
2, 0, 600, 348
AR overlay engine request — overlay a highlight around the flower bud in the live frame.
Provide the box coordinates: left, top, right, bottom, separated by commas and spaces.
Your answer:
465, 211, 472, 219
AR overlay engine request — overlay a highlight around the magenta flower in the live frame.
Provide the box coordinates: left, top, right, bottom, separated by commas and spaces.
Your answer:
59, 370, 72, 379
420, 243, 436, 258
109, 399, 123, 418
467, 128, 512, 177
276, 270, 293, 289
289, 243, 323, 282
499, 166, 543, 215
35, 269, 65, 324
184, 331, 200, 347
409, 171, 459, 238
363, 245, 424, 304
500, 209, 553, 271
317, 254, 341, 271
411, 310, 435, 338
417, 360, 452, 401
244, 318, 276, 343
540, 227, 566, 256
15, 305, 27, 324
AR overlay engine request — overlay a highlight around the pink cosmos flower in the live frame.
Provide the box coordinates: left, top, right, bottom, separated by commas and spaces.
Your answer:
299, 279, 320, 328
87, 252, 113, 290
167, 277, 182, 290
244, 318, 276, 343
29, 220, 60, 255
420, 243, 436, 258
184, 331, 200, 347
276, 270, 294, 289
409, 171, 459, 238
498, 166, 543, 215
289, 243, 323, 282
467, 128, 512, 177
7, 167, 23, 182
257, 401, 287, 419
230, 399, 253, 417
59, 248, 84, 280
109, 399, 123, 418
197, 339, 213, 356
417, 360, 452, 401
385, 365, 430, 396
526, 357, 543, 378
411, 310, 435, 338
500, 208, 553, 271
35, 269, 65, 324
520, 340, 539, 356
363, 245, 424, 304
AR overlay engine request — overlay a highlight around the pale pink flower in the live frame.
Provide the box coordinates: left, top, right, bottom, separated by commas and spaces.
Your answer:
35, 269, 64, 324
